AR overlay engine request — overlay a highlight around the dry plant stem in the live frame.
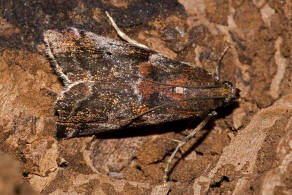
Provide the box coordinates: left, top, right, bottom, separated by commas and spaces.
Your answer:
105, 11, 149, 50
163, 111, 217, 183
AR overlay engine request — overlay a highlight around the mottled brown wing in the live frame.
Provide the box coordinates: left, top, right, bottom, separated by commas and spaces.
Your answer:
44, 28, 235, 138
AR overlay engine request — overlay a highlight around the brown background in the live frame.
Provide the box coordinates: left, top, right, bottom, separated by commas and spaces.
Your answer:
0, 0, 291, 194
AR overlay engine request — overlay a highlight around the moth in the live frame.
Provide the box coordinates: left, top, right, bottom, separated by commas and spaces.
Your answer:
44, 20, 237, 139
44, 12, 238, 182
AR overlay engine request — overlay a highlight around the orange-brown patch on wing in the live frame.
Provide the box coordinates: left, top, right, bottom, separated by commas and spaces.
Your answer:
131, 103, 148, 115
165, 74, 188, 86
63, 30, 79, 42
80, 35, 101, 56
138, 79, 157, 99
139, 62, 152, 77
161, 74, 189, 100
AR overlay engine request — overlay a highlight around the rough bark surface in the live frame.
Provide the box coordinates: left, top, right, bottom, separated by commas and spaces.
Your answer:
0, 0, 291, 194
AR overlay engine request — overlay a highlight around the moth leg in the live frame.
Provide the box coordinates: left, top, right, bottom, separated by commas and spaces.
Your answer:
105, 11, 149, 50
165, 138, 181, 143
163, 111, 217, 183
214, 46, 229, 82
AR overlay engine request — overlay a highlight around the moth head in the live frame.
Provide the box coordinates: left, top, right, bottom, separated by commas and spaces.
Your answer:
221, 81, 240, 104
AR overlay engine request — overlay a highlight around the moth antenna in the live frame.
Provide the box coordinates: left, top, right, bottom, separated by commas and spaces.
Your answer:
214, 46, 230, 82
164, 111, 217, 183
105, 11, 149, 50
